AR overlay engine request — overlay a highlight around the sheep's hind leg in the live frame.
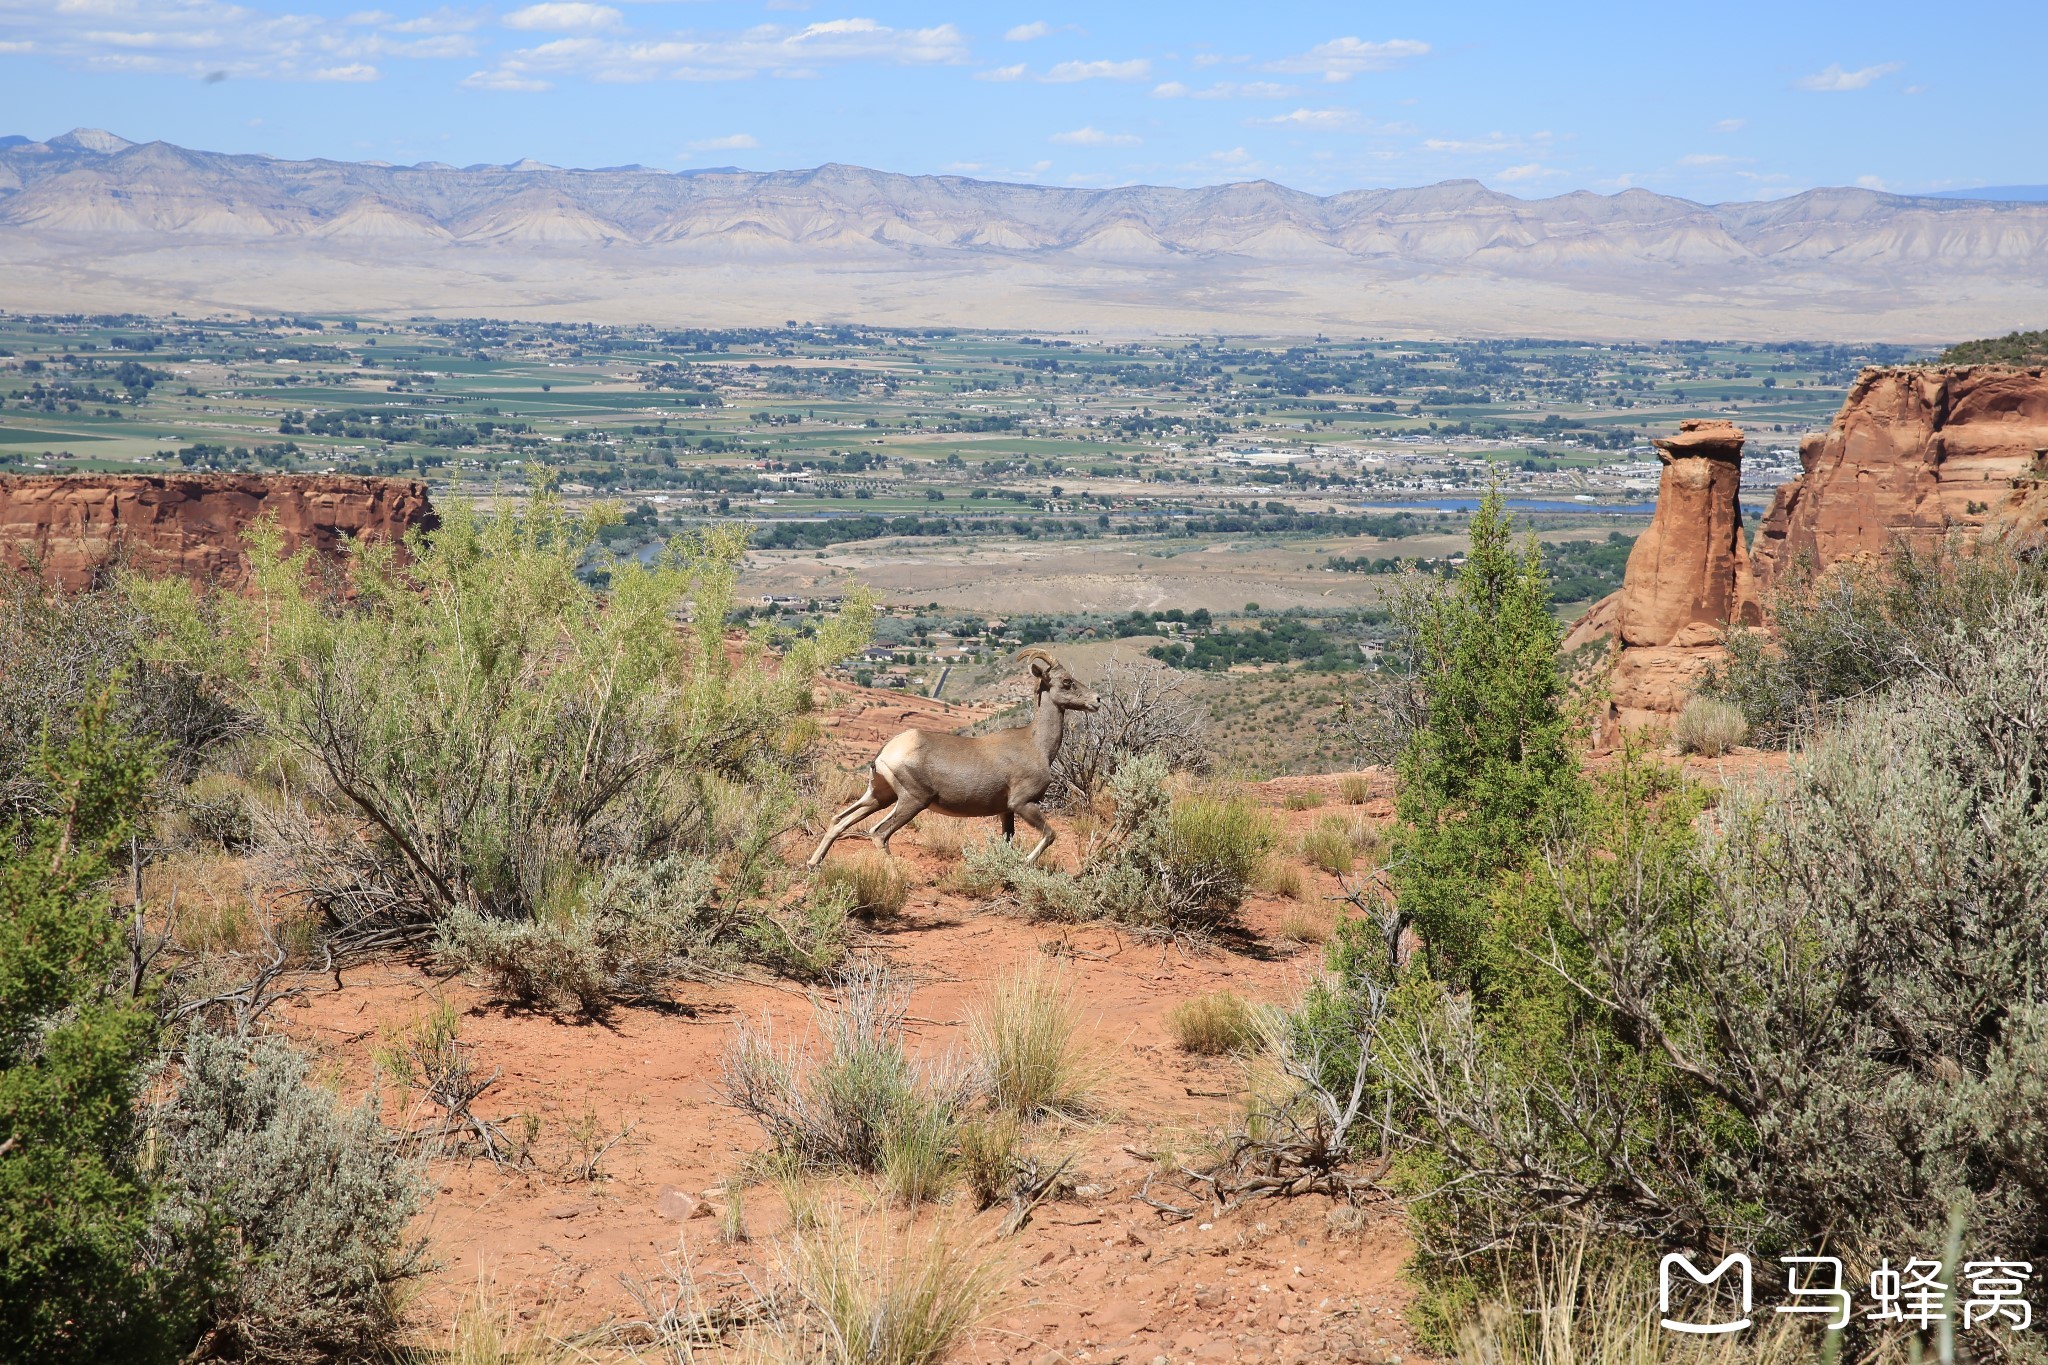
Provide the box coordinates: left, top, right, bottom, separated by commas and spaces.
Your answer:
868, 794, 934, 856
1002, 811, 1016, 841
808, 789, 888, 868
1016, 802, 1056, 865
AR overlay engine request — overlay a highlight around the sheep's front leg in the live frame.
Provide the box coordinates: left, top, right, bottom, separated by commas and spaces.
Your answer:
1016, 802, 1055, 865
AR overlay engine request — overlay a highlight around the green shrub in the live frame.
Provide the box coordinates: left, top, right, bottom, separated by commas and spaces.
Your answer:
134, 479, 871, 966
964, 756, 1274, 937
149, 1032, 428, 1365
719, 961, 967, 1174
436, 854, 725, 1015
1669, 696, 1746, 756
1379, 598, 2048, 1335
0, 696, 208, 1363
1165, 991, 1257, 1055
1353, 487, 1580, 992
1700, 533, 2048, 745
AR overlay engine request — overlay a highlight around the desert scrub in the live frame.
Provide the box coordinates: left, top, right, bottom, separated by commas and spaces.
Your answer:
816, 855, 909, 921
436, 854, 733, 1015
149, 1030, 429, 1365
1670, 696, 1746, 757
719, 960, 970, 1174
131, 476, 872, 978
964, 755, 1275, 938
1165, 991, 1257, 1055
1339, 774, 1373, 805
968, 959, 1095, 1119
1283, 790, 1325, 811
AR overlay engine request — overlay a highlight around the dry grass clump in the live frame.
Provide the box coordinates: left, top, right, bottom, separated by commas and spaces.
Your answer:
1671, 696, 1748, 757
1255, 858, 1305, 900
783, 1217, 1005, 1365
1338, 774, 1373, 805
816, 856, 909, 920
955, 1114, 1022, 1211
879, 1105, 956, 1208
1276, 903, 1332, 946
910, 815, 975, 860
967, 959, 1096, 1120
1165, 990, 1257, 1055
1298, 817, 1357, 876
1453, 1240, 1813, 1365
1283, 790, 1325, 811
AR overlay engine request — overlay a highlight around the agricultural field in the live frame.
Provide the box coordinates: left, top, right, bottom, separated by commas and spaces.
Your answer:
0, 311, 1916, 774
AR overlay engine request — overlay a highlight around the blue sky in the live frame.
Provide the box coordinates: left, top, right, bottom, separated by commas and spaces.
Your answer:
1, 0, 2039, 201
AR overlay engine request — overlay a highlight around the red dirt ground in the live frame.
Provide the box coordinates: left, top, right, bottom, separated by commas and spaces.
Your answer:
278, 748, 1426, 1363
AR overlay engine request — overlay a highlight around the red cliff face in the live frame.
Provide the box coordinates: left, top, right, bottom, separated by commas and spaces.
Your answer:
1616, 419, 1761, 648
0, 473, 437, 590
1563, 420, 1758, 731
1752, 366, 2048, 589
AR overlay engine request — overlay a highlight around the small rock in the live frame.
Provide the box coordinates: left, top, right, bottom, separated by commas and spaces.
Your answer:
1152, 1356, 1171, 1365
1326, 1206, 1369, 1236
547, 1200, 597, 1220
655, 1187, 701, 1220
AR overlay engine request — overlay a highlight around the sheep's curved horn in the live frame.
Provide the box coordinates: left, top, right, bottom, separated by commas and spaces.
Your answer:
1014, 646, 1061, 677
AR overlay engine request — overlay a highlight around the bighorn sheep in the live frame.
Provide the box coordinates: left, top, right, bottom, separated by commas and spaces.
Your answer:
807, 648, 1099, 868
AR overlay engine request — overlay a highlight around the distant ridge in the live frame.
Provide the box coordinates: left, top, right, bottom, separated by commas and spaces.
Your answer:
5, 129, 2047, 341
1924, 185, 2048, 203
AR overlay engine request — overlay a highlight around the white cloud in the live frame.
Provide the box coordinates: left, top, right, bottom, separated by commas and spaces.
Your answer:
1856, 174, 1887, 189
1678, 152, 1737, 167
976, 62, 1025, 81
1495, 162, 1560, 183
1154, 79, 1294, 100
1041, 57, 1148, 82
1795, 61, 1901, 92
1713, 117, 1746, 133
1426, 131, 1552, 154
504, 3, 622, 32
686, 132, 756, 151
1050, 126, 1140, 146
0, 0, 484, 80
1248, 106, 1357, 129
1004, 20, 1048, 41
1265, 36, 1428, 82
469, 17, 970, 86
463, 67, 550, 90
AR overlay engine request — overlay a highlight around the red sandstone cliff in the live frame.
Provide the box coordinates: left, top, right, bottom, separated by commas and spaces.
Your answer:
1570, 366, 2048, 737
1564, 420, 1758, 730
1752, 365, 2048, 588
0, 473, 437, 590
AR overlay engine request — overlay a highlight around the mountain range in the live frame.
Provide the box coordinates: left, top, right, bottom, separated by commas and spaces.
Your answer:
5, 129, 2046, 341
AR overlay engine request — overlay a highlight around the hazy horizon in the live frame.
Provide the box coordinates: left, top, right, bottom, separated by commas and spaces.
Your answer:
1, 1, 2043, 203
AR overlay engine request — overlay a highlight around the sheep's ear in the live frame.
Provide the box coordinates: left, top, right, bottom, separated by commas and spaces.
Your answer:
1028, 657, 1051, 679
